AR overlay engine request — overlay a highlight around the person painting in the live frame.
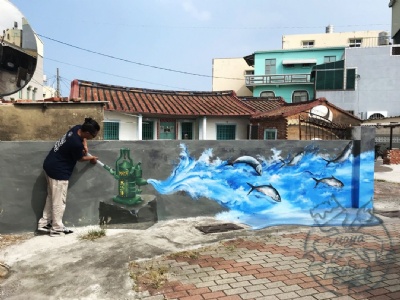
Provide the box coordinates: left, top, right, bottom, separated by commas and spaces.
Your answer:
36, 117, 100, 237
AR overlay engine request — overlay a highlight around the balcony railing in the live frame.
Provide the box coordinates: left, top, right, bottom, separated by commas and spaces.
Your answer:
245, 74, 312, 86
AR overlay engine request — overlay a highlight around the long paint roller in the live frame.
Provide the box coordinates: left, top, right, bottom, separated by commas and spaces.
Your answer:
87, 152, 105, 167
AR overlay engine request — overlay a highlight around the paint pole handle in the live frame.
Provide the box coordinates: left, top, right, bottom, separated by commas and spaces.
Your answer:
87, 152, 104, 167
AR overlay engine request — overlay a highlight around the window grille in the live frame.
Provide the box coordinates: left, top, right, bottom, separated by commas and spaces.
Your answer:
264, 129, 277, 140
181, 122, 193, 139
292, 91, 309, 103
103, 122, 119, 140
265, 59, 276, 74
142, 121, 154, 140
260, 91, 275, 97
216, 124, 236, 140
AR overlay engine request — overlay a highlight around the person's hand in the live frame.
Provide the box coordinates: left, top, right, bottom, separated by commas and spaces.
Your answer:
90, 156, 98, 164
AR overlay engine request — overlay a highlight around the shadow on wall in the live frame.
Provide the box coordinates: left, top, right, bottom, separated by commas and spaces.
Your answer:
30, 172, 47, 227
30, 162, 97, 231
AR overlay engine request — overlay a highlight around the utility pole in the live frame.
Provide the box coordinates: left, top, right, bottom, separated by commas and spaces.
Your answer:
56, 68, 60, 97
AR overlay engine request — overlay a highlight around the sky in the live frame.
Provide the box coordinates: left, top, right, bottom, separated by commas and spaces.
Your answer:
6, 0, 392, 96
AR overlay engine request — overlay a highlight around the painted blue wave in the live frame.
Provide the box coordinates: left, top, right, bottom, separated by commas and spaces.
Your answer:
147, 143, 377, 229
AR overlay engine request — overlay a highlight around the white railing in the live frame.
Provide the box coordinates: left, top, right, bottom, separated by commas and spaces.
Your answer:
245, 74, 312, 86
375, 136, 400, 143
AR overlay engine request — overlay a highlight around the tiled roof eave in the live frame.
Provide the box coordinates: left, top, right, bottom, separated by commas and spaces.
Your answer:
104, 107, 253, 118
73, 79, 256, 116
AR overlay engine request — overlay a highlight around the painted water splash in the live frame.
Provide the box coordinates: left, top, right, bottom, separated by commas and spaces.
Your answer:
148, 143, 378, 229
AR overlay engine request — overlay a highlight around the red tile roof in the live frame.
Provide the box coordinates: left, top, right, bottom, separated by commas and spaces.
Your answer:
251, 97, 361, 121
238, 97, 286, 113
69, 79, 256, 117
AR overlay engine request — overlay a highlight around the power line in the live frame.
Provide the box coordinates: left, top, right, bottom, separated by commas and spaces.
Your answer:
44, 57, 193, 90
37, 34, 243, 81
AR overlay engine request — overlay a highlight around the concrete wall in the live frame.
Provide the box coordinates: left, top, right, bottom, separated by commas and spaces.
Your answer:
0, 127, 375, 233
0, 103, 104, 141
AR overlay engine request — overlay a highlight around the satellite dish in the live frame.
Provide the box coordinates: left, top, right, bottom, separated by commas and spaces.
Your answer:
309, 105, 333, 122
0, 0, 38, 97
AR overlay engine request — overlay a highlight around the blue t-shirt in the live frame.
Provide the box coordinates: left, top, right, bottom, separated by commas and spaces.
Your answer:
43, 125, 85, 180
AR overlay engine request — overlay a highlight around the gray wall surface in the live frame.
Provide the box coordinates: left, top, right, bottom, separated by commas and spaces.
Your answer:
0, 130, 374, 234
317, 46, 400, 119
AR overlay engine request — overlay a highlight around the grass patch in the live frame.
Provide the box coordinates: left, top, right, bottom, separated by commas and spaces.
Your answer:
0, 233, 32, 250
129, 261, 170, 293
166, 249, 201, 260
78, 227, 107, 241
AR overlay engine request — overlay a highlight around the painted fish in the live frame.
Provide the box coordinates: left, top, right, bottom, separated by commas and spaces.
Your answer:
323, 141, 353, 166
247, 182, 281, 202
280, 151, 304, 168
229, 156, 262, 175
312, 176, 344, 188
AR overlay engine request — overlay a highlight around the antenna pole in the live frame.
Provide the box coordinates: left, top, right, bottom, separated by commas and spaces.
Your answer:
56, 68, 60, 97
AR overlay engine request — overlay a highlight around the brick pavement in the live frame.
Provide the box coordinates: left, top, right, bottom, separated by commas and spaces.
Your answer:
132, 221, 400, 300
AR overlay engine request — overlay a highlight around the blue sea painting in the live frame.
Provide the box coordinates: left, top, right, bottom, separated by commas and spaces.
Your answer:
148, 142, 378, 229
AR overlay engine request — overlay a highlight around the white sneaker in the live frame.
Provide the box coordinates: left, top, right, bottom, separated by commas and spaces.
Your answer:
49, 227, 74, 237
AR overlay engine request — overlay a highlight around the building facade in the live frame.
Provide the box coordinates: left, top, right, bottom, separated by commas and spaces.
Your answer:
245, 47, 345, 102
282, 28, 390, 49
212, 58, 253, 97
70, 79, 255, 141
390, 0, 400, 44
315, 45, 400, 119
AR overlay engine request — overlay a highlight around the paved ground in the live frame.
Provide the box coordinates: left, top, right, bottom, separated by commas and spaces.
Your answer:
0, 159, 399, 300
135, 220, 400, 300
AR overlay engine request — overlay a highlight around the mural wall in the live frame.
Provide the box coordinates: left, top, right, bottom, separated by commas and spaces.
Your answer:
147, 140, 375, 229
0, 127, 375, 234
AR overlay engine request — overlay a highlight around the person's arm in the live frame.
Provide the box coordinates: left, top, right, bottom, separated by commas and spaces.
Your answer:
79, 154, 98, 164
82, 138, 88, 155
81, 138, 96, 163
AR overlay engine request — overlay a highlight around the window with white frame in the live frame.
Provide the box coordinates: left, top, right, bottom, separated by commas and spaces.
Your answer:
302, 40, 315, 48
265, 59, 276, 74
324, 56, 336, 63
264, 129, 277, 140
260, 91, 275, 98
349, 38, 362, 47
292, 90, 309, 103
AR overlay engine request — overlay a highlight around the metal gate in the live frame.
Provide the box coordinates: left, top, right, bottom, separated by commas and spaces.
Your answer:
299, 115, 352, 140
